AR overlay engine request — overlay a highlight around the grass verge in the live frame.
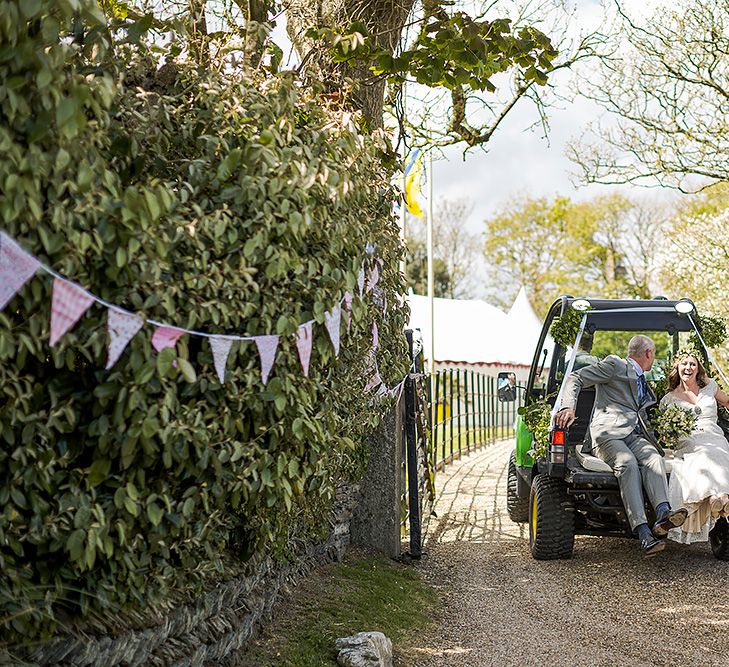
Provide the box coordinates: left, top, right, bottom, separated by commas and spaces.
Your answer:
241, 549, 437, 666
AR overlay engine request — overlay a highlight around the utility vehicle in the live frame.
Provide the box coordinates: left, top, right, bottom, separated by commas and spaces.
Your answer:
503, 296, 729, 560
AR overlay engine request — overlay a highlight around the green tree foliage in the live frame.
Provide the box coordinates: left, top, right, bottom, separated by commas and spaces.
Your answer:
484, 193, 667, 315
286, 0, 588, 137
484, 196, 602, 316
405, 239, 452, 297
0, 0, 408, 642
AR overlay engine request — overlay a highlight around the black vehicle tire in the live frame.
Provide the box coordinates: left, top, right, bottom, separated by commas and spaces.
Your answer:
507, 451, 529, 523
710, 517, 729, 560
529, 473, 575, 560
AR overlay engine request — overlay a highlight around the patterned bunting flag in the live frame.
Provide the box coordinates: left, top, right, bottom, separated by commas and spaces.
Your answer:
106, 308, 144, 369
372, 321, 379, 351
0, 232, 40, 310
343, 291, 354, 333
254, 335, 279, 385
324, 305, 341, 356
364, 351, 383, 392
50, 278, 94, 347
357, 266, 365, 296
210, 336, 234, 383
152, 326, 185, 352
366, 264, 379, 292
296, 322, 314, 377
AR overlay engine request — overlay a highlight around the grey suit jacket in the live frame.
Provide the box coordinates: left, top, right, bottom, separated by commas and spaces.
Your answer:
559, 355, 660, 453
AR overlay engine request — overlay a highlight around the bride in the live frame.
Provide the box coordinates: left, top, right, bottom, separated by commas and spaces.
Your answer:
660, 353, 729, 544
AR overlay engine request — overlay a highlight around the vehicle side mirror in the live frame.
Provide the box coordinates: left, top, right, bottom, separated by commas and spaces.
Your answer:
497, 371, 518, 402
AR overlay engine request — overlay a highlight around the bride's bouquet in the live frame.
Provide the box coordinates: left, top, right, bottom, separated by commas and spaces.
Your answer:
652, 404, 698, 449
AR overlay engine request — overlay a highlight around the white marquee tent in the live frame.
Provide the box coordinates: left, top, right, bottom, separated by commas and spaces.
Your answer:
406, 286, 544, 371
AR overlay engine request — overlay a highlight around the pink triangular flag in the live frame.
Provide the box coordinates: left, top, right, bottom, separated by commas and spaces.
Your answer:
366, 264, 379, 292
364, 350, 383, 392
357, 266, 365, 296
254, 335, 279, 384
50, 278, 94, 347
324, 305, 341, 356
365, 369, 384, 392
106, 308, 144, 369
344, 291, 354, 333
152, 326, 185, 352
296, 322, 314, 377
210, 336, 234, 383
0, 232, 40, 310
372, 321, 379, 351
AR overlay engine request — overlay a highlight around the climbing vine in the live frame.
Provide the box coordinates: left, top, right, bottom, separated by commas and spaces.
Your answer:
0, 0, 407, 643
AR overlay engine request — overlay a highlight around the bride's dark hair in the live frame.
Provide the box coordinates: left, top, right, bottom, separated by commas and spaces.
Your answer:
667, 354, 708, 390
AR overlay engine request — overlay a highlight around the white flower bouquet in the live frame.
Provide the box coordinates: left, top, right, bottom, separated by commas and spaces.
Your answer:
652, 404, 698, 449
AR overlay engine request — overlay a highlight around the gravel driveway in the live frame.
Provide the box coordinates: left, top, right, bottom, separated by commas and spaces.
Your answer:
400, 440, 729, 667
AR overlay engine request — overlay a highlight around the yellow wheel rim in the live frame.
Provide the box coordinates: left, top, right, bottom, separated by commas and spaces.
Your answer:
530, 493, 538, 538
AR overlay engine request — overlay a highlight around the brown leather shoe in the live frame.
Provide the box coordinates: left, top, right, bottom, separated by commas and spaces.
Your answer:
653, 508, 688, 537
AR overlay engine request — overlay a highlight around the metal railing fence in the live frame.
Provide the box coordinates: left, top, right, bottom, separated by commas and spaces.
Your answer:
432, 368, 522, 470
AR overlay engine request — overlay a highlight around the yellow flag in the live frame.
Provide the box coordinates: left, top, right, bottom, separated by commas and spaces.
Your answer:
404, 150, 424, 218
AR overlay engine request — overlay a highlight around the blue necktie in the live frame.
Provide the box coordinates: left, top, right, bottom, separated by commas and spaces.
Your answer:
637, 374, 649, 405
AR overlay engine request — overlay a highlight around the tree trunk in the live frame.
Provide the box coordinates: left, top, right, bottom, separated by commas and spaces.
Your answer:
286, 0, 414, 128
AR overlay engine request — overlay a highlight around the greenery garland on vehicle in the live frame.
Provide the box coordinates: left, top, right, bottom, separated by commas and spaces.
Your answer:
519, 398, 552, 460
689, 314, 728, 349
550, 305, 591, 348
650, 404, 697, 449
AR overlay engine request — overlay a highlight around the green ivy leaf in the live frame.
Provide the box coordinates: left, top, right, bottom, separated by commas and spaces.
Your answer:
66, 529, 86, 561
178, 358, 197, 383
146, 502, 164, 526
88, 458, 111, 486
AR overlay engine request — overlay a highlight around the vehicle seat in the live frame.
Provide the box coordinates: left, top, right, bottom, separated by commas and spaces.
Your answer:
575, 438, 674, 474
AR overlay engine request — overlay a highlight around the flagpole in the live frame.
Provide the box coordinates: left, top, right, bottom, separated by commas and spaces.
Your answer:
400, 84, 407, 279
427, 151, 435, 422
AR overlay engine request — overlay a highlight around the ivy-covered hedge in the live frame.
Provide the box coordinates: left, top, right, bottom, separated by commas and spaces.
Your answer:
0, 0, 408, 642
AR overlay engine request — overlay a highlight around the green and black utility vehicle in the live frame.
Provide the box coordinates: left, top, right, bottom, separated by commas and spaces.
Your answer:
503, 296, 729, 561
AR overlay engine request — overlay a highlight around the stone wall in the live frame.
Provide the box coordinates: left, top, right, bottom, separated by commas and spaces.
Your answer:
350, 402, 404, 558
10, 485, 360, 667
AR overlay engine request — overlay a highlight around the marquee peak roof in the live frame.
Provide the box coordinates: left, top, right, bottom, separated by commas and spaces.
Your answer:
407, 286, 541, 366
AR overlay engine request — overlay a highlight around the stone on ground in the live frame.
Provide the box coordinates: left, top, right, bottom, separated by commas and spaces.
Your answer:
335, 631, 393, 667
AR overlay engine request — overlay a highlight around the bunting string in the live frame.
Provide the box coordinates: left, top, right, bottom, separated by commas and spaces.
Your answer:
0, 230, 388, 384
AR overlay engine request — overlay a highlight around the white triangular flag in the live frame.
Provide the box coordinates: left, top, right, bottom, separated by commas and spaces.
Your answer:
0, 232, 40, 310
50, 278, 94, 347
344, 291, 354, 333
324, 305, 341, 356
210, 336, 234, 383
366, 264, 379, 292
254, 335, 279, 385
106, 308, 144, 369
357, 266, 365, 295
296, 322, 314, 377
372, 321, 379, 351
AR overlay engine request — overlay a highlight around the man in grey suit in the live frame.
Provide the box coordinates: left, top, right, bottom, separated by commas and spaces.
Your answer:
555, 334, 688, 556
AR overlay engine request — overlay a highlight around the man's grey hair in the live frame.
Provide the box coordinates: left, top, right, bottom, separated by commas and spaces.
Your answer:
628, 335, 655, 358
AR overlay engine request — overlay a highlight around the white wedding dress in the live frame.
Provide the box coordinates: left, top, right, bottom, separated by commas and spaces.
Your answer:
661, 379, 729, 544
